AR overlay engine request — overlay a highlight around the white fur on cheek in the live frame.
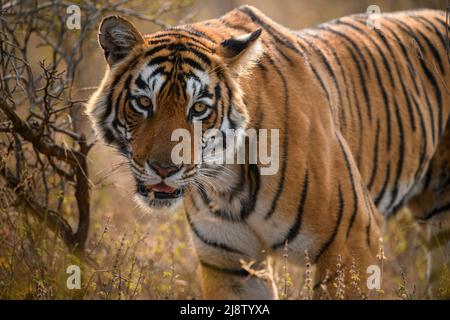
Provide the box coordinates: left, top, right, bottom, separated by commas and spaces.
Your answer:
86, 71, 123, 142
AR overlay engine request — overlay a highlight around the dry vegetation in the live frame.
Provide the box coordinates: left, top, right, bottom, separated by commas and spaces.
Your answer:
0, 0, 448, 300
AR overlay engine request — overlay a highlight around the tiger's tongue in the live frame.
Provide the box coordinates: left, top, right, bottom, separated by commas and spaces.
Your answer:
150, 183, 176, 193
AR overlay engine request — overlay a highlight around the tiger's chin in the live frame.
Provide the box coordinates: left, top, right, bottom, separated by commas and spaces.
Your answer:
133, 180, 184, 210
134, 192, 184, 214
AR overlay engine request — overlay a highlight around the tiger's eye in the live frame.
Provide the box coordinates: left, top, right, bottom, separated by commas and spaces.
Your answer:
192, 103, 207, 114
136, 96, 152, 108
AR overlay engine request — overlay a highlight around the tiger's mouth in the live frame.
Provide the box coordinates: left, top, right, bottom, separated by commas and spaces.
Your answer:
137, 182, 183, 200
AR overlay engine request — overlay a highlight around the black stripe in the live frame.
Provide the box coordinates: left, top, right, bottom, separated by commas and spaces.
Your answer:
182, 26, 217, 44
178, 46, 212, 66
153, 29, 216, 46
362, 185, 373, 248
398, 79, 417, 133
349, 76, 364, 167
272, 40, 295, 65
122, 75, 134, 124
417, 38, 444, 141
146, 38, 172, 46
422, 163, 433, 192
196, 183, 211, 205
145, 44, 169, 57
313, 267, 344, 290
354, 19, 417, 132
339, 19, 396, 89
336, 21, 393, 149
187, 192, 200, 211
382, 22, 420, 94
104, 59, 140, 125
317, 25, 370, 72
313, 184, 344, 263
254, 84, 265, 129
304, 33, 354, 129
148, 36, 212, 55
212, 83, 223, 127
110, 90, 128, 156
374, 162, 391, 209
302, 36, 345, 125
440, 174, 450, 190
389, 18, 424, 52
225, 79, 238, 129
272, 170, 309, 249
135, 74, 148, 90
239, 5, 304, 58
424, 90, 437, 145
148, 55, 170, 66
229, 165, 246, 199
199, 85, 213, 99
182, 57, 206, 72
388, 18, 443, 141
411, 94, 429, 182
113, 91, 124, 127
309, 62, 332, 108
148, 43, 212, 67
432, 17, 450, 51
199, 261, 250, 277
194, 185, 240, 223
295, 39, 332, 109
316, 27, 373, 121
416, 28, 445, 75
415, 16, 447, 51
186, 212, 246, 255
263, 55, 289, 220
386, 97, 406, 213
424, 203, 450, 220
149, 66, 166, 79
241, 164, 260, 220
367, 119, 381, 191
336, 134, 359, 238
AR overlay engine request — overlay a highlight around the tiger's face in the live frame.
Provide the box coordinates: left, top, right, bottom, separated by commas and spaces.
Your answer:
87, 16, 262, 209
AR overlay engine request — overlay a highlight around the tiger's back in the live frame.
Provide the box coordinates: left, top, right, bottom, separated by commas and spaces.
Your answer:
291, 9, 450, 217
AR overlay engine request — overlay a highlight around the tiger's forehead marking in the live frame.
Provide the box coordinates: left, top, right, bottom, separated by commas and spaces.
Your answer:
185, 73, 213, 114
132, 64, 166, 110
131, 52, 213, 111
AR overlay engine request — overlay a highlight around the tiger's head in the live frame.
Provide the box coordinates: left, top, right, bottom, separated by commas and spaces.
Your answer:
87, 16, 263, 210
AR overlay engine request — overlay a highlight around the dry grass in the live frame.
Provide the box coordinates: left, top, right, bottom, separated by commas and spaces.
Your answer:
0, 183, 442, 300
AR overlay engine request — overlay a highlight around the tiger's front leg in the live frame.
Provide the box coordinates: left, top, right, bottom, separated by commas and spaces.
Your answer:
313, 203, 382, 300
198, 259, 278, 300
185, 196, 277, 299
312, 134, 383, 299
190, 220, 278, 299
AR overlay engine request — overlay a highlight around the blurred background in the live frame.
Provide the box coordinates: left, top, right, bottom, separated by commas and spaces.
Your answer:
0, 0, 447, 299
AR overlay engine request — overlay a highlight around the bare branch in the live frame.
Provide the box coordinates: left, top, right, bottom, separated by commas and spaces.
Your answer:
0, 98, 80, 165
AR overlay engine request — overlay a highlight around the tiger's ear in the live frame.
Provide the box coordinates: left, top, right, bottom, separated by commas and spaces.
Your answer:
218, 29, 263, 76
98, 16, 144, 66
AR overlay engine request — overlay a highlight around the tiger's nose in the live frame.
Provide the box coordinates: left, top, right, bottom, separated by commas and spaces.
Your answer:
148, 160, 181, 178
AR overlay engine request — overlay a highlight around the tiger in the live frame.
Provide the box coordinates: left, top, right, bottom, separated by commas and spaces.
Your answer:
87, 5, 450, 299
